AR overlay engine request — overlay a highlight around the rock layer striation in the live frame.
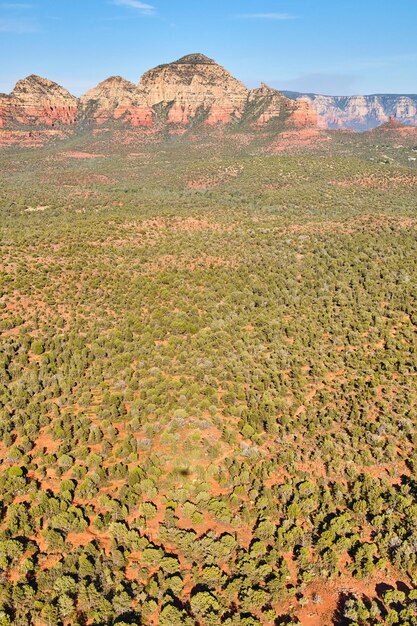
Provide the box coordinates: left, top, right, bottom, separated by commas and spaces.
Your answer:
283, 92, 417, 131
0, 75, 77, 128
0, 54, 317, 133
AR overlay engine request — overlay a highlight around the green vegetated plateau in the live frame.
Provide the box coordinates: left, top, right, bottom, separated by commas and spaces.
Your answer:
1, 132, 417, 626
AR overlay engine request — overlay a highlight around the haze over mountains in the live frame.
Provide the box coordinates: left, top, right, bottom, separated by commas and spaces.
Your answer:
284, 91, 417, 131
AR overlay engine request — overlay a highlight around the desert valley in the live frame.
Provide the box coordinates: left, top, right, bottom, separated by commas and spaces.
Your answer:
1, 36, 417, 626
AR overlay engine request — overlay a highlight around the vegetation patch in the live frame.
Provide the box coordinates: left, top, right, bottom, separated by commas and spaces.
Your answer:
1, 137, 417, 625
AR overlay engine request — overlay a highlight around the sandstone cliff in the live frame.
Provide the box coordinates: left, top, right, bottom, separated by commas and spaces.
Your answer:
78, 76, 152, 127
245, 83, 317, 128
0, 75, 77, 128
2, 59, 416, 137
135, 55, 316, 129
137, 53, 249, 125
283, 91, 417, 131
0, 54, 317, 135
0, 95, 11, 128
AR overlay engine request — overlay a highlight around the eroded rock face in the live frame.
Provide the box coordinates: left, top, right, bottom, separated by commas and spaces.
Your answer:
370, 115, 417, 139
137, 53, 249, 126
3, 58, 417, 137
0, 54, 317, 135
246, 83, 317, 128
247, 83, 288, 126
78, 76, 152, 127
283, 92, 417, 130
0, 95, 11, 128
2, 75, 78, 128
288, 98, 318, 128
135, 55, 317, 129
394, 96, 417, 122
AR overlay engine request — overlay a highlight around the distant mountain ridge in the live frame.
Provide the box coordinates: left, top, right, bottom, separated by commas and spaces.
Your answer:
0, 54, 316, 134
2, 55, 416, 139
282, 91, 417, 131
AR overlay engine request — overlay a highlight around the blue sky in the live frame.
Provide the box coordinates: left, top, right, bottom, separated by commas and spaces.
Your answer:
0, 0, 416, 96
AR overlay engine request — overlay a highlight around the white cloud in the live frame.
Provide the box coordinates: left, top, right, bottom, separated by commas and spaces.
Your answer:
237, 13, 296, 20
112, 0, 155, 15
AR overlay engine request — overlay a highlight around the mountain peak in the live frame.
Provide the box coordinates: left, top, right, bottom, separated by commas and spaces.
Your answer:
4, 74, 77, 129
79, 75, 151, 128
15, 75, 58, 90
255, 82, 280, 96
174, 53, 216, 65
21, 74, 53, 84
138, 52, 249, 125
0, 55, 318, 134
99, 75, 135, 86
83, 75, 137, 96
13, 74, 75, 99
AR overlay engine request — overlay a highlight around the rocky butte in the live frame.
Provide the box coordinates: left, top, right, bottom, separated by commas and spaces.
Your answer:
0, 75, 77, 129
78, 76, 153, 128
0, 53, 317, 134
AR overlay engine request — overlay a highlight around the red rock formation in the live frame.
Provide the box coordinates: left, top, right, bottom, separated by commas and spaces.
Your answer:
0, 129, 69, 147
270, 128, 328, 153
247, 83, 287, 125
369, 116, 417, 138
286, 93, 417, 131
246, 83, 317, 129
287, 98, 318, 128
79, 76, 152, 127
0, 95, 9, 128
0, 53, 320, 141
5, 75, 77, 127
137, 53, 248, 126
383, 114, 404, 129
135, 56, 316, 130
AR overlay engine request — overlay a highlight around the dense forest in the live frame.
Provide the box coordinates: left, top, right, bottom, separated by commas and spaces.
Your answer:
1, 135, 417, 625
